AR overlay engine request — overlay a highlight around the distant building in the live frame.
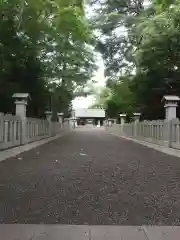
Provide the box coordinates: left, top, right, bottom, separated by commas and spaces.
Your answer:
72, 108, 106, 126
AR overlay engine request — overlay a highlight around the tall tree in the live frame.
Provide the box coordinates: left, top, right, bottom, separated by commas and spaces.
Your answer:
91, 0, 180, 120
0, 0, 96, 117
90, 0, 145, 79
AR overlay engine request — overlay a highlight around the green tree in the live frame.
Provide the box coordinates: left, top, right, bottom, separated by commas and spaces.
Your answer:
131, 2, 180, 119
90, 0, 146, 79
91, 0, 180, 120
92, 76, 134, 118
0, 0, 96, 117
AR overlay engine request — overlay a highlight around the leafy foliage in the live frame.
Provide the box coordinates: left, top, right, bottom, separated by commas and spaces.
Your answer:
90, 0, 145, 78
92, 76, 135, 118
0, 0, 95, 117
92, 0, 180, 120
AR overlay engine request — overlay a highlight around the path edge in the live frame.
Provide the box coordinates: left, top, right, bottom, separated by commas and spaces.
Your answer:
0, 131, 73, 163
110, 132, 180, 158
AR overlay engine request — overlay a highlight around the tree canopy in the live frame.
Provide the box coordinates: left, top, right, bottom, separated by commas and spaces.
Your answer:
91, 0, 180, 120
3, 0, 180, 120
0, 0, 96, 117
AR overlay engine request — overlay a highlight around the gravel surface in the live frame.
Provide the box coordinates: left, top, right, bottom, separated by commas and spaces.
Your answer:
0, 128, 180, 225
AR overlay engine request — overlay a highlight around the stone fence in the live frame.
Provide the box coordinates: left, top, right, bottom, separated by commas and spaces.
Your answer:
106, 95, 180, 150
106, 119, 180, 149
0, 114, 71, 151
0, 114, 22, 150
0, 93, 72, 151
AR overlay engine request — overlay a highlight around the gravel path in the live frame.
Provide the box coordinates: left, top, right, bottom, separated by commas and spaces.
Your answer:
0, 128, 180, 225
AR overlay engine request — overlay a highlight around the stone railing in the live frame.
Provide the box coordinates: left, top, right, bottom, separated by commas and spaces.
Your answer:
106, 119, 180, 150
0, 114, 72, 151
171, 119, 180, 149
51, 119, 71, 136
0, 114, 22, 150
107, 95, 180, 150
0, 93, 73, 151
26, 118, 50, 143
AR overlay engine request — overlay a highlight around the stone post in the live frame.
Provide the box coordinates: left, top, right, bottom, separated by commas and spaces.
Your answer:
120, 114, 126, 125
133, 113, 141, 137
120, 114, 126, 134
70, 110, 77, 128
70, 117, 77, 128
58, 112, 64, 128
6, 114, 13, 142
162, 95, 180, 147
0, 113, 4, 143
133, 113, 141, 123
108, 119, 112, 126
162, 95, 180, 121
71, 110, 75, 118
12, 93, 29, 144
45, 111, 52, 136
74, 117, 78, 127
69, 117, 73, 128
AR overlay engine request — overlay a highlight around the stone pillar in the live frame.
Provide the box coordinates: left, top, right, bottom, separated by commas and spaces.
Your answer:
98, 120, 101, 126
108, 119, 112, 126
45, 111, 52, 122
0, 113, 4, 142
12, 93, 29, 144
70, 117, 77, 128
45, 111, 52, 136
120, 114, 126, 125
120, 114, 126, 135
58, 112, 64, 128
133, 113, 141, 137
12, 93, 29, 120
74, 118, 78, 127
70, 109, 77, 128
69, 118, 73, 128
161, 96, 180, 147
162, 95, 180, 120
133, 113, 141, 123
71, 110, 75, 118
